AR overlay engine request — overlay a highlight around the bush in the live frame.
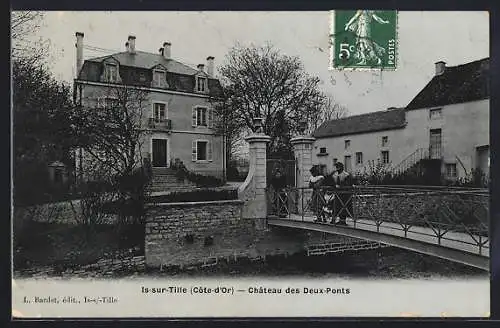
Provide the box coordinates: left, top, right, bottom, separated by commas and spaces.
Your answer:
148, 188, 238, 203
227, 164, 241, 181
445, 168, 489, 188
170, 158, 225, 187
350, 159, 489, 187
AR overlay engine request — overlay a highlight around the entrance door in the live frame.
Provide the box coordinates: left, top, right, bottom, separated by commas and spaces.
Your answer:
476, 145, 490, 176
152, 139, 168, 167
429, 129, 442, 159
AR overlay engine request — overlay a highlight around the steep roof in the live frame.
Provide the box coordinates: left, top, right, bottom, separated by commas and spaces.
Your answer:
406, 58, 489, 110
313, 108, 407, 139
78, 50, 221, 95
86, 50, 200, 76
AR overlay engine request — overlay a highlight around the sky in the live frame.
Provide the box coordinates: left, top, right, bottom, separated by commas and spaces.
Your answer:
33, 11, 489, 116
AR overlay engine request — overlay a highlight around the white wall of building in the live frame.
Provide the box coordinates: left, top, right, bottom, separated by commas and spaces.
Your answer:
312, 128, 407, 175
313, 98, 489, 179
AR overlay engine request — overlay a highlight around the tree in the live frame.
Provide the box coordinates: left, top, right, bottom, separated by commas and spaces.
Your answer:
12, 59, 75, 204
71, 86, 150, 179
11, 11, 49, 65
213, 43, 327, 156
69, 85, 152, 226
210, 86, 245, 163
306, 96, 349, 135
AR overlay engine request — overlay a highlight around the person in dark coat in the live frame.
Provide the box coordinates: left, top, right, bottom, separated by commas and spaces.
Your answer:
331, 162, 353, 225
271, 164, 288, 217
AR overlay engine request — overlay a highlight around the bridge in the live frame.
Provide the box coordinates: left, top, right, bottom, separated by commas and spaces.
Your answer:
266, 185, 489, 271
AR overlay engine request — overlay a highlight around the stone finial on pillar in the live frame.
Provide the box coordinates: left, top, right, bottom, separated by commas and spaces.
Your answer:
238, 132, 271, 230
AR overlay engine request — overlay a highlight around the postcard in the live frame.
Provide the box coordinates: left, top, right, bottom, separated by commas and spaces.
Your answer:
11, 10, 490, 318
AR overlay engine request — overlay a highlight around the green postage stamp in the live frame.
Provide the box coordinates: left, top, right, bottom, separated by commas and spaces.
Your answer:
330, 10, 398, 70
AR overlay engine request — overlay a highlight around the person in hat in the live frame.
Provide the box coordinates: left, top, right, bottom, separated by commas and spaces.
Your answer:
331, 161, 353, 225
309, 165, 326, 222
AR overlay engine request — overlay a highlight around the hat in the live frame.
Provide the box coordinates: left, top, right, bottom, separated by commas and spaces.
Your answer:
334, 162, 344, 169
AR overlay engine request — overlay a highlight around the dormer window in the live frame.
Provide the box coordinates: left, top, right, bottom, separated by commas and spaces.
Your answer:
152, 69, 167, 88
196, 76, 208, 93
105, 63, 119, 82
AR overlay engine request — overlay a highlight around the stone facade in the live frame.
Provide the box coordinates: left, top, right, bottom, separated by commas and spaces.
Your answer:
238, 134, 271, 229
144, 200, 357, 268
291, 136, 316, 213
76, 84, 224, 177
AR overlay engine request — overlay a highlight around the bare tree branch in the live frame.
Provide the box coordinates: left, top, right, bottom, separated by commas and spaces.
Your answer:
213, 43, 328, 157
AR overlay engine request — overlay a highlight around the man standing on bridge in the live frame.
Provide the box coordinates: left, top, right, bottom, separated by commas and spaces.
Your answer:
331, 162, 353, 226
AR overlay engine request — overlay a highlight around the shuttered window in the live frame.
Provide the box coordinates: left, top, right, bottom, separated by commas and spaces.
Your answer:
192, 106, 211, 127
192, 140, 212, 162
192, 108, 197, 127
208, 108, 214, 128
208, 141, 213, 161
192, 140, 197, 161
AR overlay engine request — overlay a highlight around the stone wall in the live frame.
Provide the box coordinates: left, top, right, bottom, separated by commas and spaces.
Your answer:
15, 246, 145, 278
145, 200, 357, 268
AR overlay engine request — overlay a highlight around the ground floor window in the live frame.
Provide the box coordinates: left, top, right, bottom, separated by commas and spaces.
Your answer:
192, 140, 213, 162
355, 152, 363, 165
197, 141, 207, 161
381, 150, 390, 164
445, 163, 457, 178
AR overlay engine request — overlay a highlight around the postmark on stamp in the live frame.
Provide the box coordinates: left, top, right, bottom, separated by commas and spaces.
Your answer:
330, 10, 398, 70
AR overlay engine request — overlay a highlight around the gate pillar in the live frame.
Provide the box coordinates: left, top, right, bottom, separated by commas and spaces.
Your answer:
238, 132, 271, 230
291, 136, 316, 213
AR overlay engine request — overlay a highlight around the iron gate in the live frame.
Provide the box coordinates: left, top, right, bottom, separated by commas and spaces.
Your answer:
267, 158, 296, 187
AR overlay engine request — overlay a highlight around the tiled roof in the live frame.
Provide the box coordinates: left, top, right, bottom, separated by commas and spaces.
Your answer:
406, 58, 489, 110
86, 51, 199, 76
313, 107, 407, 138
78, 50, 221, 94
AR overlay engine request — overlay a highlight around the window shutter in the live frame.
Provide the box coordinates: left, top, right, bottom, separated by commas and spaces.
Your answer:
192, 140, 197, 161
192, 108, 197, 127
208, 141, 213, 161
208, 109, 214, 128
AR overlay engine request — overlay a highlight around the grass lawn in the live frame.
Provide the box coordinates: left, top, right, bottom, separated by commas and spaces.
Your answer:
13, 221, 143, 272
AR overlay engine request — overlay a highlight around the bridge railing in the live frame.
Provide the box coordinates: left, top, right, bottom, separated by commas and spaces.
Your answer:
266, 185, 489, 255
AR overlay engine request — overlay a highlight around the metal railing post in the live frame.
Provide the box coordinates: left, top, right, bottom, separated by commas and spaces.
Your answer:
301, 188, 304, 222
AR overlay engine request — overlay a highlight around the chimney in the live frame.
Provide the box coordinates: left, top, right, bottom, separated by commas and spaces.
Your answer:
197, 64, 205, 72
163, 42, 171, 59
75, 32, 84, 78
435, 61, 446, 76
128, 35, 136, 54
206, 56, 215, 77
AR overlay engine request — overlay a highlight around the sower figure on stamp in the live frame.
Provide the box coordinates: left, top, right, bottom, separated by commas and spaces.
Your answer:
331, 162, 353, 226
344, 10, 389, 66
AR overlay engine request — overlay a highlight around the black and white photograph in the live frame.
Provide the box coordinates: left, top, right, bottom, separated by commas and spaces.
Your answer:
11, 10, 490, 317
